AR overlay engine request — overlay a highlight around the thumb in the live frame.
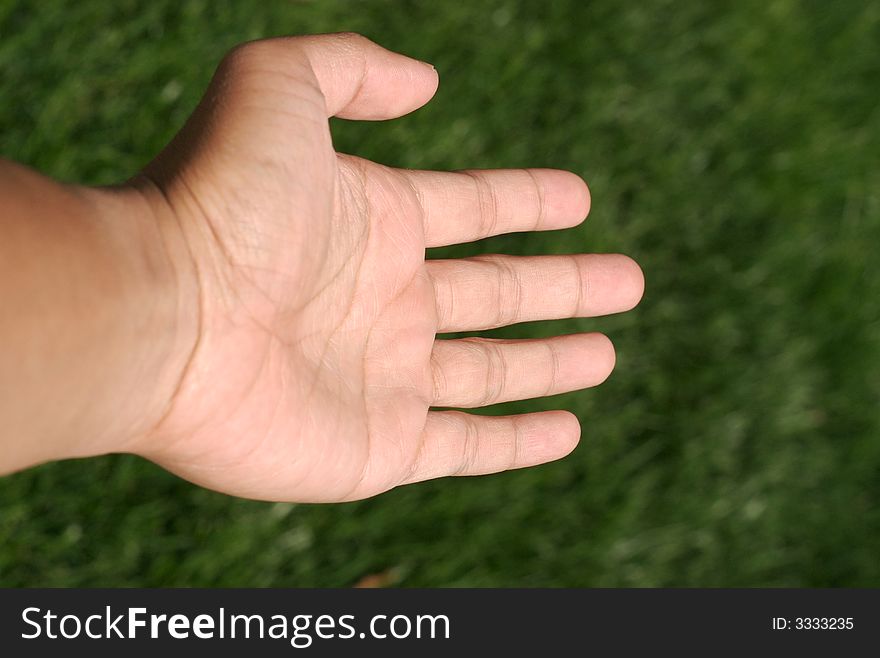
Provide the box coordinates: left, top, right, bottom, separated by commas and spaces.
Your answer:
275, 32, 439, 120
140, 33, 438, 187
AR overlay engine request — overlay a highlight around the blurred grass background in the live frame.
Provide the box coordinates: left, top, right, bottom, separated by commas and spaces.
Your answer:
1, 0, 879, 586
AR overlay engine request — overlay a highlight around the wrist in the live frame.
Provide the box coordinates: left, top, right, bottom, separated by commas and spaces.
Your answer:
74, 181, 200, 459
0, 160, 199, 472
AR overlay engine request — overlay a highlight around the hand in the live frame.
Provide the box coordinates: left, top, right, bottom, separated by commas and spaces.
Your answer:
132, 33, 644, 502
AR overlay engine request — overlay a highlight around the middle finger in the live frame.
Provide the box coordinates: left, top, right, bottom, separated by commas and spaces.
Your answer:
427, 253, 644, 332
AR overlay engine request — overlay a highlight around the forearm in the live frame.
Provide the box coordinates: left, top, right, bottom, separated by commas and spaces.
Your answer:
0, 160, 196, 473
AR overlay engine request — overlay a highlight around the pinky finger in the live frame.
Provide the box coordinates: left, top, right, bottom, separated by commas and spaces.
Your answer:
403, 410, 580, 485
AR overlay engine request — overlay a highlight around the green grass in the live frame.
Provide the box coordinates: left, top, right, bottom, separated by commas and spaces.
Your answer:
1, 0, 879, 586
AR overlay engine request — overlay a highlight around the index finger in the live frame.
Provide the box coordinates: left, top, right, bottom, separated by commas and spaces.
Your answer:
399, 168, 591, 247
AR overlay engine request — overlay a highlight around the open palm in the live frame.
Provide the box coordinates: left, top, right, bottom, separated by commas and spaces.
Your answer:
136, 34, 643, 501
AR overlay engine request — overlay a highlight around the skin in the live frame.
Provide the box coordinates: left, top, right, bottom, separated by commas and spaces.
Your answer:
0, 33, 644, 502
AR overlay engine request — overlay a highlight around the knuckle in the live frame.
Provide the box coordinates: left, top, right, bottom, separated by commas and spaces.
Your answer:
543, 341, 561, 396
219, 41, 271, 84
222, 40, 267, 69
429, 349, 447, 403
428, 264, 456, 332
455, 416, 481, 476
221, 38, 306, 76
333, 31, 370, 47
491, 259, 522, 327
571, 256, 588, 316
465, 171, 499, 237
522, 169, 546, 228
507, 417, 522, 469
473, 340, 507, 406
